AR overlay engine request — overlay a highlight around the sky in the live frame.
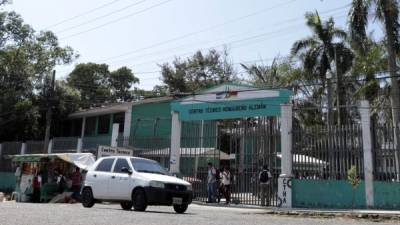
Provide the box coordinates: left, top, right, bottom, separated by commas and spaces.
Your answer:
4, 0, 383, 90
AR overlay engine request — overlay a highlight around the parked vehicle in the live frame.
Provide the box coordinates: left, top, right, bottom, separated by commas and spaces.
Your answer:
81, 156, 193, 213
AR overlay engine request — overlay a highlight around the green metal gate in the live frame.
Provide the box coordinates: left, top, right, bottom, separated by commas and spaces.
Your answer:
180, 117, 280, 206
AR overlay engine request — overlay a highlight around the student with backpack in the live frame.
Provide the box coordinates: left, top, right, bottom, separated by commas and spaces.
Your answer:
259, 165, 272, 206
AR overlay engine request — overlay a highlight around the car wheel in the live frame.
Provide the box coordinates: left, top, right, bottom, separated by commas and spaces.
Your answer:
120, 201, 133, 210
173, 204, 188, 214
81, 188, 95, 208
132, 189, 147, 211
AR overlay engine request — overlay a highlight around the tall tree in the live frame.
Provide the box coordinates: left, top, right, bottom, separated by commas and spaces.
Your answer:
109, 66, 139, 101
0, 10, 75, 141
349, 0, 400, 180
291, 11, 353, 124
160, 49, 237, 93
67, 63, 111, 107
351, 38, 387, 103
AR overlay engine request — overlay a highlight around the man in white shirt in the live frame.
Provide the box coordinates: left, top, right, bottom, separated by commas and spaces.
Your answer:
221, 167, 232, 204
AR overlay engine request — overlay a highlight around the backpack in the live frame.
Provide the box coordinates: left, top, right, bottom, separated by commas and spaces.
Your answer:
259, 170, 269, 183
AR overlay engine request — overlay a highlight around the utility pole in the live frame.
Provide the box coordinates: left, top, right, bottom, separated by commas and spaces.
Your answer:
43, 70, 56, 153
326, 71, 333, 126
334, 46, 342, 125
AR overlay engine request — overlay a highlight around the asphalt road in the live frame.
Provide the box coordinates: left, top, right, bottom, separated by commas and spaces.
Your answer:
0, 202, 397, 225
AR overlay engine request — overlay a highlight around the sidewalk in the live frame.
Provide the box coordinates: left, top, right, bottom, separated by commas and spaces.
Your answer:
193, 201, 400, 221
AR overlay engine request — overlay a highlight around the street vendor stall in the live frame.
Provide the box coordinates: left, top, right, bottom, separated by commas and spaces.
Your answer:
8, 153, 95, 203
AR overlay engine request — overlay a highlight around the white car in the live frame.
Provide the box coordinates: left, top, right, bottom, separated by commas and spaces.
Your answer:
81, 156, 193, 213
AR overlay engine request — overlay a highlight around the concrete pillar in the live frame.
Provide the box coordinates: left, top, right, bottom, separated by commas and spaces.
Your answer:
194, 120, 204, 178
170, 111, 181, 174
80, 117, 86, 139
21, 143, 26, 155
278, 104, 293, 208
77, 138, 83, 153
111, 123, 120, 147
359, 100, 374, 208
47, 139, 53, 154
280, 104, 293, 175
0, 143, 2, 158
123, 106, 132, 146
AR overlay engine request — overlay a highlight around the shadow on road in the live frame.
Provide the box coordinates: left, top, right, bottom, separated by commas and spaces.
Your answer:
96, 206, 196, 215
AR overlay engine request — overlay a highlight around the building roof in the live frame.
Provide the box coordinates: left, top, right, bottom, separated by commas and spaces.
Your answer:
68, 96, 173, 119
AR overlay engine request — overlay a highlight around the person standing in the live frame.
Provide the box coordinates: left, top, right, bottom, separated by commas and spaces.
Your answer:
14, 163, 22, 185
216, 167, 223, 203
32, 170, 41, 203
56, 170, 66, 194
14, 163, 22, 198
71, 167, 82, 201
207, 162, 217, 203
221, 167, 232, 204
259, 165, 272, 206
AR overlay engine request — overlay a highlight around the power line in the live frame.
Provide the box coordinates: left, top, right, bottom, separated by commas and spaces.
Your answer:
115, 21, 317, 69
56, 5, 348, 75
60, 0, 174, 40
43, 0, 122, 29
96, 11, 348, 67
96, 0, 299, 62
56, 0, 148, 34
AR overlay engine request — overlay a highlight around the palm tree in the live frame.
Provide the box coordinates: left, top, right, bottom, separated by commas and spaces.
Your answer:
240, 57, 283, 88
349, 0, 400, 180
291, 11, 353, 125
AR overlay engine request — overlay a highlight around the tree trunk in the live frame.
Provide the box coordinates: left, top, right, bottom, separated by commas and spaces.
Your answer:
383, 8, 400, 181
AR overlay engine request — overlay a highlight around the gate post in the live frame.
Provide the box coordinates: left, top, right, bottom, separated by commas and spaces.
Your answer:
47, 139, 53, 154
123, 106, 132, 147
111, 123, 120, 147
21, 143, 26, 155
278, 104, 293, 208
359, 100, 374, 208
77, 138, 83, 153
170, 111, 181, 174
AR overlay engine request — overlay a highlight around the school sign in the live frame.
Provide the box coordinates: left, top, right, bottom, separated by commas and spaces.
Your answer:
171, 84, 291, 121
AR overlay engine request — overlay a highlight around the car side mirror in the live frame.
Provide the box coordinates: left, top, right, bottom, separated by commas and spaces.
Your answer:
121, 167, 132, 175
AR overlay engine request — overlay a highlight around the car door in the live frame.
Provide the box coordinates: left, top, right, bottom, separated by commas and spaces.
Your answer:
112, 158, 133, 200
91, 158, 115, 199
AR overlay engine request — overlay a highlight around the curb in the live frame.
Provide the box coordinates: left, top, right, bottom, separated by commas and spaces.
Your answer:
192, 202, 400, 221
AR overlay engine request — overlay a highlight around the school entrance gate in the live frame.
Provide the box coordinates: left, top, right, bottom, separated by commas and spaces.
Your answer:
170, 84, 291, 206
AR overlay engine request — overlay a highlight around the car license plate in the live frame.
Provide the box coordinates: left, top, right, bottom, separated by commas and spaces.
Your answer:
172, 197, 183, 205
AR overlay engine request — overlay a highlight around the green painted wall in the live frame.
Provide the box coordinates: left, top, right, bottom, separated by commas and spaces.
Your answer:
84, 114, 115, 137
181, 120, 217, 148
0, 172, 16, 192
292, 179, 366, 209
131, 100, 172, 138
373, 181, 400, 209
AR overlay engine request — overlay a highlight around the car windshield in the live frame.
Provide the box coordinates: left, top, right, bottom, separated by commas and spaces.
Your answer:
130, 158, 167, 175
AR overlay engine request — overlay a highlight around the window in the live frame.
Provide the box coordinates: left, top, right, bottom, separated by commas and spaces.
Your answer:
113, 158, 131, 173
113, 113, 125, 133
85, 117, 96, 136
95, 158, 115, 172
98, 115, 111, 134
130, 158, 166, 175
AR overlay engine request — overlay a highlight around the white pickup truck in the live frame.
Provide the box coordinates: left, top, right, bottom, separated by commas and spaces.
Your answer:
81, 156, 193, 213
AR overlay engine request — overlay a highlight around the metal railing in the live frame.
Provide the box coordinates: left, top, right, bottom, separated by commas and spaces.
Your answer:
292, 124, 364, 180
26, 141, 45, 154
117, 135, 171, 169
82, 136, 111, 151
52, 137, 79, 153
1, 142, 22, 155
0, 142, 22, 172
372, 123, 400, 181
